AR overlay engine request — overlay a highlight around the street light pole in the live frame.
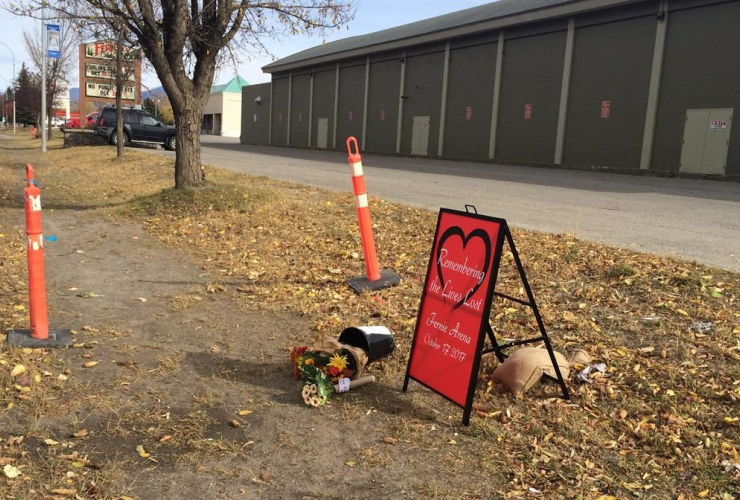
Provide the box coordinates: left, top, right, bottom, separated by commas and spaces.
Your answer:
0, 41, 17, 135
0, 74, 7, 126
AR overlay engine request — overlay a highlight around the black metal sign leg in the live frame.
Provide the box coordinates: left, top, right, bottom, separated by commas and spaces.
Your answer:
505, 227, 570, 401
485, 323, 506, 363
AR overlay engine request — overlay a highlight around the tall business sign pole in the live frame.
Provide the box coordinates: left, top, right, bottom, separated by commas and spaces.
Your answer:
40, 7, 46, 152
42, 17, 60, 152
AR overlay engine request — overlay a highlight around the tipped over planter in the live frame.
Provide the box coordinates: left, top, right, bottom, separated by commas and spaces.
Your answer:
339, 326, 395, 365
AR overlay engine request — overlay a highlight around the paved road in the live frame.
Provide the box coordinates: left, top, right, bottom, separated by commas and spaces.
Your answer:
154, 136, 740, 272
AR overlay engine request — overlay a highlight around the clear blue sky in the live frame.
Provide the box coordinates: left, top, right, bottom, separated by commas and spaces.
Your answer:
0, 0, 494, 92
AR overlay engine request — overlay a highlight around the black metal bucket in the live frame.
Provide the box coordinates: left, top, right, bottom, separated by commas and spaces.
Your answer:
339, 326, 395, 365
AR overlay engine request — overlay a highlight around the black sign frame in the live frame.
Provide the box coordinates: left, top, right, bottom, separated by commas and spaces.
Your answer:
403, 206, 570, 425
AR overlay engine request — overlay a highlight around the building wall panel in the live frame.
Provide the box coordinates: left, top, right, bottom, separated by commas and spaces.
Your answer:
444, 42, 497, 159
564, 15, 654, 169
401, 51, 445, 156
241, 83, 271, 145
290, 74, 311, 147
271, 77, 289, 146
653, 1, 740, 175
311, 68, 336, 148
497, 30, 566, 164
336, 64, 365, 148
366, 59, 401, 154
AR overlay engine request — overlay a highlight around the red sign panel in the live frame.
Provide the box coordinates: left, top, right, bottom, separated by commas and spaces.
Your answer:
466, 106, 473, 120
407, 209, 504, 407
601, 100, 611, 119
524, 103, 533, 120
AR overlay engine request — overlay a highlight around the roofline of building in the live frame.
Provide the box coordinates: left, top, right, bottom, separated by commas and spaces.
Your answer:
263, 0, 642, 74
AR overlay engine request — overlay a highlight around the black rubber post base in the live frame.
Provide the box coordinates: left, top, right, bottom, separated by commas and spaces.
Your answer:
348, 269, 401, 293
6, 329, 74, 348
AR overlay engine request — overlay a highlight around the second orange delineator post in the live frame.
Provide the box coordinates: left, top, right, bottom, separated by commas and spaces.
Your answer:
347, 137, 381, 282
345, 137, 400, 293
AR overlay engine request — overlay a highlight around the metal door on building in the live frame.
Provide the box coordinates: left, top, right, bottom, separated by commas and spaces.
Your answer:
316, 118, 329, 149
680, 108, 733, 175
411, 116, 430, 156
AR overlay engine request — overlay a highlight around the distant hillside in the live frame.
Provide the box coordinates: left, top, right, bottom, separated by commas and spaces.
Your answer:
142, 86, 165, 100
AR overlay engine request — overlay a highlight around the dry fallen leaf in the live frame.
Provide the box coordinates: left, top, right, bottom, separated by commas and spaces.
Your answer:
10, 364, 26, 378
72, 429, 89, 438
3, 464, 21, 478
345, 461, 356, 466
44, 438, 60, 446
238, 410, 252, 416
135, 445, 150, 458
159, 435, 173, 443
383, 437, 397, 445
49, 488, 76, 496
83, 361, 99, 368
229, 419, 241, 428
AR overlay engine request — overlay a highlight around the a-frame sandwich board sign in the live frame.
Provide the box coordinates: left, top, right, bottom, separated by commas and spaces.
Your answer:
403, 207, 569, 426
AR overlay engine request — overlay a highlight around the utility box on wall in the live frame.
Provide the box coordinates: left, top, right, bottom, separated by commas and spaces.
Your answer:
680, 108, 733, 175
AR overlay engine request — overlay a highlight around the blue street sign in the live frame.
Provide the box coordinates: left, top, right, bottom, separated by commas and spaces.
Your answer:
47, 24, 60, 59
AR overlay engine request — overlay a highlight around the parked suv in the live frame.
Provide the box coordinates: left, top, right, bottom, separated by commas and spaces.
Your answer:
95, 106, 177, 151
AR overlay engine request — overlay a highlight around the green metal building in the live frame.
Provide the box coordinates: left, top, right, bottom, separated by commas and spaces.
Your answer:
241, 0, 740, 177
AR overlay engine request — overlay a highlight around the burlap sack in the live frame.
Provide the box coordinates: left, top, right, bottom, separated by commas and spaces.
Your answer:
492, 347, 570, 396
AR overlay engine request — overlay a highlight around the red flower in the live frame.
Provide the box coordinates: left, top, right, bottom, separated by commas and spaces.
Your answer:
328, 366, 340, 377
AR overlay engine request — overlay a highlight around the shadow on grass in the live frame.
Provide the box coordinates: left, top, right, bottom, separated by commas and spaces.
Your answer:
0, 181, 266, 213
184, 351, 429, 420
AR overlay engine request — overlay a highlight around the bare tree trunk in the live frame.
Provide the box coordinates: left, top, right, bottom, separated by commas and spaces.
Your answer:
115, 30, 124, 158
173, 104, 205, 188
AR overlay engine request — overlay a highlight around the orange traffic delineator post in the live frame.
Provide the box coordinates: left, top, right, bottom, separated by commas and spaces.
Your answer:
345, 137, 400, 293
7, 164, 72, 348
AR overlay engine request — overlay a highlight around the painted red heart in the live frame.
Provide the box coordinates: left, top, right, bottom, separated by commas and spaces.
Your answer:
436, 226, 491, 310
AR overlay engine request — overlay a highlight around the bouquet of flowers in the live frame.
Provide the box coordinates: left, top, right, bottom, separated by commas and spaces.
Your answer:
290, 335, 373, 407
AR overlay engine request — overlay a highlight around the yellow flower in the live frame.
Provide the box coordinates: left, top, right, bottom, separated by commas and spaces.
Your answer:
328, 354, 348, 371
305, 358, 314, 366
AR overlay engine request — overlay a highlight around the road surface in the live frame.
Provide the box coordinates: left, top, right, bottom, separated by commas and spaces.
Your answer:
154, 136, 740, 272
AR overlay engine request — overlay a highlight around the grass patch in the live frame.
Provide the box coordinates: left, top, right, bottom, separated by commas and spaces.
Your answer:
605, 262, 637, 278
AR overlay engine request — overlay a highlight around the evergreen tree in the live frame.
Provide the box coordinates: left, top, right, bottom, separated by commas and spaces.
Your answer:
14, 63, 41, 126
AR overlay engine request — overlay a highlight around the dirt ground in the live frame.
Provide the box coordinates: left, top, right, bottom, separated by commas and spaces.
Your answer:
1, 133, 739, 499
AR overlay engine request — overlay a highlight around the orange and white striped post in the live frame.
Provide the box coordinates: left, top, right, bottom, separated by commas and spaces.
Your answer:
7, 164, 72, 348
345, 137, 400, 293
347, 137, 381, 282
24, 163, 49, 340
